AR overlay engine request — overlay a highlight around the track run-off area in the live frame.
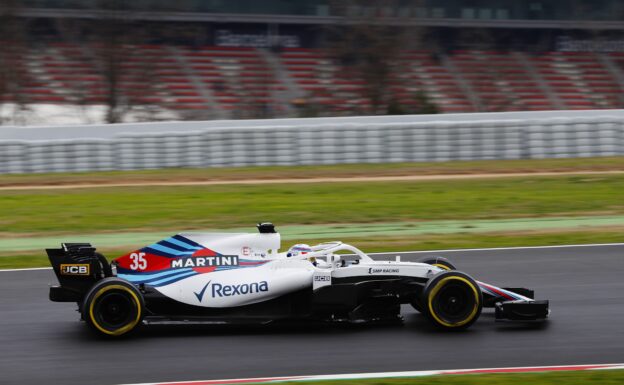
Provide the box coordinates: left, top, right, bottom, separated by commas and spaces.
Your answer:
1, 244, 623, 385
2, 170, 624, 191
117, 363, 624, 385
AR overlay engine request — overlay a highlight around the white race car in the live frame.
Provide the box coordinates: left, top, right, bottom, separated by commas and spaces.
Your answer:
48, 223, 549, 337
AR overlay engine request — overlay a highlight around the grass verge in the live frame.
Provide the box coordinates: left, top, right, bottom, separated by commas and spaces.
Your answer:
2, 174, 624, 235
3, 158, 623, 268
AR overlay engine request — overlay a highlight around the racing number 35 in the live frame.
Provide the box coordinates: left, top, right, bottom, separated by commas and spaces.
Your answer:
129, 252, 147, 270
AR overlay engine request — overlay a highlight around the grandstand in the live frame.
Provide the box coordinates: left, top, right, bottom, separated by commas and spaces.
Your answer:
2, 1, 624, 123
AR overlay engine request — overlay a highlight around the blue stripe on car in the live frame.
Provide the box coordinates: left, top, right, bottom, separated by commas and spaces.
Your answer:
149, 243, 195, 256
164, 237, 202, 251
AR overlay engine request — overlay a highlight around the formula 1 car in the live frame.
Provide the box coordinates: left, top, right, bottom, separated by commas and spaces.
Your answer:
47, 223, 549, 337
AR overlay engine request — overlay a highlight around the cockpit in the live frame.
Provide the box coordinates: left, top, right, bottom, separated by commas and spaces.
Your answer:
280, 241, 374, 268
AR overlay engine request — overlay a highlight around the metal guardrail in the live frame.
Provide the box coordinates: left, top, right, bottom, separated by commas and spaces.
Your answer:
1, 116, 623, 174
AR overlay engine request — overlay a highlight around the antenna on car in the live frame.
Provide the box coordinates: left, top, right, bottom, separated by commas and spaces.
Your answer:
257, 222, 276, 234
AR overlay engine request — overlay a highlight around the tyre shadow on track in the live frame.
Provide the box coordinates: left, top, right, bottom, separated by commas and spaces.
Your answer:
139, 320, 402, 339
71, 314, 423, 341
400, 311, 551, 334
71, 310, 549, 341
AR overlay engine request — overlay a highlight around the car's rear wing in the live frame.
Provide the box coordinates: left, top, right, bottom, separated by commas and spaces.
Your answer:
47, 243, 111, 302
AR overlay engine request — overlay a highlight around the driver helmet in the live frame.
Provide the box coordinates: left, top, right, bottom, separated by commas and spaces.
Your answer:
287, 244, 312, 257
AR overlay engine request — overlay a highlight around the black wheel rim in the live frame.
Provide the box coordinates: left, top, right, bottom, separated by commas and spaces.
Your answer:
432, 282, 475, 323
93, 291, 136, 331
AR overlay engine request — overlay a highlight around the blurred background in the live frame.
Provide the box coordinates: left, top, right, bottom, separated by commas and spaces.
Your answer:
1, 3, 624, 383
2, 0, 624, 124
0, 0, 623, 269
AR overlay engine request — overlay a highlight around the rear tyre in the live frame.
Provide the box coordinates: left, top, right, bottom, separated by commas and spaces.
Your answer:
82, 278, 144, 337
419, 256, 456, 271
421, 271, 482, 330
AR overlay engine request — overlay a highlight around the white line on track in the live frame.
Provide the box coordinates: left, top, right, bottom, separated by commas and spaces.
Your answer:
595, 365, 624, 370
116, 363, 624, 385
367, 242, 624, 255
0, 267, 52, 272
1, 242, 623, 272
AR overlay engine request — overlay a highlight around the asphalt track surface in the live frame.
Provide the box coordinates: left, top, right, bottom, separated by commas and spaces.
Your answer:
1, 244, 623, 385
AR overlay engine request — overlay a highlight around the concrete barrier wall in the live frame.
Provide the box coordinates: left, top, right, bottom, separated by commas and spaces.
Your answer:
1, 116, 623, 174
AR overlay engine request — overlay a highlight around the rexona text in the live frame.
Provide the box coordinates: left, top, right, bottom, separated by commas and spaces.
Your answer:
171, 256, 239, 268
212, 281, 269, 297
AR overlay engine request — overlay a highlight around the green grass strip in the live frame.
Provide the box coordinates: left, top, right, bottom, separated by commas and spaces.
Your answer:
1, 215, 624, 253
4, 228, 624, 269
2, 174, 624, 235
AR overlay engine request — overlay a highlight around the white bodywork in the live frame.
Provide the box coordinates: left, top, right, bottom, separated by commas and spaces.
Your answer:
117, 231, 531, 308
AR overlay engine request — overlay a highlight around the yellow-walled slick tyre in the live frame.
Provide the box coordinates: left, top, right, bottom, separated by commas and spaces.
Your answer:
421, 271, 482, 330
82, 278, 144, 337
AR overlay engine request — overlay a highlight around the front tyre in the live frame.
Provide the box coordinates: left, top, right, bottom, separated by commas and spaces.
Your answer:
82, 278, 144, 337
421, 271, 482, 330
411, 257, 456, 313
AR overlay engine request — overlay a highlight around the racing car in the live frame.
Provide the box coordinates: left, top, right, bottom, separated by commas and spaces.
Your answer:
47, 223, 549, 337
